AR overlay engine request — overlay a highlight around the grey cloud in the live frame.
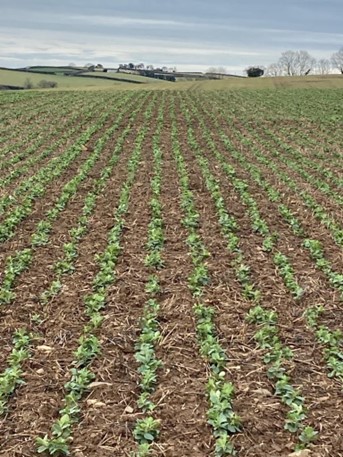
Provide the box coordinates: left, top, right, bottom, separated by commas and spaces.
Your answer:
1, 0, 342, 73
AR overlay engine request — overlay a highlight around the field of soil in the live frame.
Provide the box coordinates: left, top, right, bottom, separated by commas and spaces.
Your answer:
0, 87, 342, 457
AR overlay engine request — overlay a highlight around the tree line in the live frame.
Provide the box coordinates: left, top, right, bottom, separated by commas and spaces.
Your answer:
266, 47, 343, 76
118, 63, 177, 73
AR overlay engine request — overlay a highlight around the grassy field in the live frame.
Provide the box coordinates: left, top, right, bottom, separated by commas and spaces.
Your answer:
22, 66, 84, 74
0, 68, 128, 89
178, 74, 343, 90
81, 71, 168, 83
0, 86, 342, 456
1, 67, 342, 91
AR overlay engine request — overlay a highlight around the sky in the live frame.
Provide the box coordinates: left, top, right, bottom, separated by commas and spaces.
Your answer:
0, 0, 342, 74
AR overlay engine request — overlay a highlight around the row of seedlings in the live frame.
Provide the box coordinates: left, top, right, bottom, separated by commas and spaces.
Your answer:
181, 94, 304, 299
0, 92, 146, 306
257, 124, 343, 190
0, 93, 129, 211
0, 92, 134, 229
170, 99, 241, 457
36, 99, 155, 456
133, 93, 166, 457
267, 120, 343, 168
208, 90, 343, 191
228, 123, 343, 248
181, 93, 343, 384
197, 91, 343, 247
178, 97, 318, 451
303, 305, 343, 382
0, 96, 67, 151
0, 329, 32, 415
198, 97, 343, 298
243, 122, 343, 207
0, 91, 79, 141
207, 122, 343, 300
39, 91, 153, 306
0, 96, 106, 189
0, 94, 93, 174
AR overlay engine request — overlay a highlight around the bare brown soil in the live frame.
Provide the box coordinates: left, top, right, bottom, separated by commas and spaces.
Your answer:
0, 89, 342, 457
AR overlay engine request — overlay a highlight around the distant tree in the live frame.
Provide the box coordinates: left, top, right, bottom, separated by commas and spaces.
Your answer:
23, 78, 34, 89
295, 50, 316, 75
268, 50, 316, 76
118, 64, 128, 71
146, 64, 154, 71
161, 66, 168, 72
69, 62, 76, 67
245, 66, 264, 77
95, 64, 104, 69
128, 63, 135, 70
265, 62, 283, 77
279, 50, 297, 76
206, 66, 227, 74
38, 80, 58, 88
331, 47, 343, 74
136, 63, 145, 70
315, 58, 331, 75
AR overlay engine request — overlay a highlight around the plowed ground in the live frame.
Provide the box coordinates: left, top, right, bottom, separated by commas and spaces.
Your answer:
0, 88, 342, 457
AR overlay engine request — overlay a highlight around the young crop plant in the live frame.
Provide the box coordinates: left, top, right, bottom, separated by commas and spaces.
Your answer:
303, 239, 343, 297
170, 100, 240, 456
0, 102, 96, 191
133, 417, 161, 446
178, 93, 317, 450
251, 124, 343, 208
273, 252, 304, 299
0, 93, 130, 215
0, 93, 150, 311
246, 306, 317, 446
0, 122, 102, 242
304, 305, 343, 382
36, 97, 156, 456
235, 128, 343, 249
0, 249, 32, 305
189, 90, 343, 251
133, 95, 165, 456
187, 95, 343, 302
0, 91, 138, 243
0, 329, 32, 415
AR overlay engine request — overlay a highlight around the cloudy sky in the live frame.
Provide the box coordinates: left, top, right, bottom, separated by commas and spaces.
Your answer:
1, 0, 342, 74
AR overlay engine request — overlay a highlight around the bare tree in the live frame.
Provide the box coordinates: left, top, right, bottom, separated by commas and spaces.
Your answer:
316, 58, 331, 75
206, 66, 227, 74
331, 47, 343, 74
294, 50, 316, 75
269, 50, 316, 76
265, 62, 283, 77
23, 78, 34, 89
279, 51, 297, 76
